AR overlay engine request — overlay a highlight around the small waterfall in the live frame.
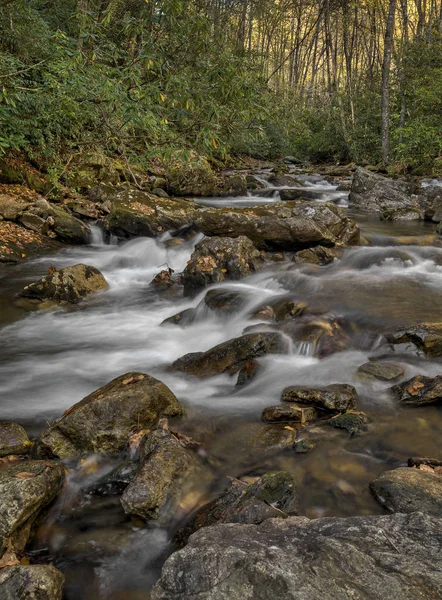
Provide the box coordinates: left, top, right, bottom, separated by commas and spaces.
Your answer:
293, 341, 314, 356
90, 224, 105, 246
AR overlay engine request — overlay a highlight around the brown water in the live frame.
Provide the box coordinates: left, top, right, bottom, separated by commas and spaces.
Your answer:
1, 181, 442, 599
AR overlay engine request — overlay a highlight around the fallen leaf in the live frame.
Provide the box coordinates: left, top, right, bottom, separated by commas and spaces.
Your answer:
407, 381, 425, 396
0, 539, 20, 569
15, 472, 36, 479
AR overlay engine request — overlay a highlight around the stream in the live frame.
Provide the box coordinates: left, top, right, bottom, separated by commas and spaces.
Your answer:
1, 174, 442, 598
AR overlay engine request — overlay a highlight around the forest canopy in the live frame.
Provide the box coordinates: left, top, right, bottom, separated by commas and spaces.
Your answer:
1, 0, 442, 173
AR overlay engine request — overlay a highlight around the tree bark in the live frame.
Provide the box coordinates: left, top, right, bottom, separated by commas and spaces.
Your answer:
381, 0, 397, 165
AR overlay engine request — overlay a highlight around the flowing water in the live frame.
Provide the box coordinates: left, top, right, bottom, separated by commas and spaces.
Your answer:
1, 175, 442, 598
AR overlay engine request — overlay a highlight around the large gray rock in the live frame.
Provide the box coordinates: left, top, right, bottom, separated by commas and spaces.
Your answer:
121, 428, 211, 525
370, 467, 442, 515
171, 333, 288, 379
152, 512, 442, 600
182, 236, 262, 296
196, 201, 359, 251
0, 565, 64, 600
349, 167, 420, 212
37, 373, 184, 459
0, 422, 31, 457
20, 264, 108, 304
0, 461, 65, 554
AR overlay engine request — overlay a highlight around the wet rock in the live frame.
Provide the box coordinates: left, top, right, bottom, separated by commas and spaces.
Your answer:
0, 565, 64, 600
236, 359, 260, 386
171, 332, 287, 379
293, 438, 315, 453
151, 269, 176, 291
380, 207, 422, 221
268, 173, 300, 187
420, 186, 442, 222
195, 201, 360, 251
349, 167, 421, 212
282, 316, 350, 358
182, 236, 262, 296
37, 373, 184, 459
0, 422, 31, 457
357, 361, 405, 382
279, 188, 327, 201
293, 246, 336, 265
121, 427, 210, 525
281, 384, 358, 413
161, 308, 197, 328
325, 412, 368, 436
0, 195, 29, 221
390, 374, 442, 407
246, 174, 267, 190
175, 472, 298, 546
203, 288, 251, 315
370, 467, 442, 515
20, 264, 108, 304
262, 404, 319, 424
249, 305, 276, 322
152, 512, 442, 600
0, 460, 65, 554
107, 188, 196, 238
86, 461, 138, 496
386, 323, 442, 358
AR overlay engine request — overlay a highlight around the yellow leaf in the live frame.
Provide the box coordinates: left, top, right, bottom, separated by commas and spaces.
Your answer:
284, 426, 294, 431
160, 93, 166, 102
212, 138, 217, 149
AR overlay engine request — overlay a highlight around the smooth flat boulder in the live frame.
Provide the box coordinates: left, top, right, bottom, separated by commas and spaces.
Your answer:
121, 428, 211, 525
28, 201, 90, 244
281, 384, 358, 413
195, 201, 359, 251
0, 565, 64, 600
0, 461, 65, 554
152, 512, 442, 600
107, 188, 196, 238
349, 167, 420, 212
262, 404, 318, 425
20, 264, 108, 304
182, 236, 262, 296
386, 323, 442, 358
390, 375, 442, 407
175, 472, 298, 546
370, 467, 442, 515
0, 195, 29, 221
357, 361, 405, 382
0, 422, 31, 457
171, 333, 287, 379
37, 373, 184, 459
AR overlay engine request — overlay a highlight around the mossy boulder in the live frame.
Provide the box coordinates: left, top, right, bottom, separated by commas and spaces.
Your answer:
121, 427, 211, 525
175, 472, 298, 546
27, 201, 90, 244
281, 384, 358, 413
195, 201, 359, 251
218, 174, 248, 197
0, 461, 65, 555
0, 422, 32, 457
20, 264, 108, 304
107, 188, 196, 238
370, 467, 442, 515
166, 157, 217, 196
64, 154, 120, 191
37, 373, 184, 459
390, 375, 442, 407
0, 565, 64, 600
182, 236, 262, 296
325, 411, 368, 436
171, 332, 288, 379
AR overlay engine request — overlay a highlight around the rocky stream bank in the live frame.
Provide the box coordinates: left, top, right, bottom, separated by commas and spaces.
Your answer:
1, 156, 442, 599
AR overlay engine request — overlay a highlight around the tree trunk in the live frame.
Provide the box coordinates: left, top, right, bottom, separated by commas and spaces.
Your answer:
381, 0, 397, 165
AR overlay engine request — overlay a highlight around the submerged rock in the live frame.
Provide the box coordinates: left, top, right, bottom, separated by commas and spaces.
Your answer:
0, 422, 31, 457
325, 411, 368, 436
0, 565, 64, 600
196, 201, 359, 251
0, 460, 65, 554
171, 332, 287, 379
161, 308, 197, 328
349, 167, 420, 212
386, 323, 442, 358
262, 404, 318, 425
293, 246, 336, 265
370, 467, 442, 515
152, 512, 442, 600
390, 374, 442, 407
281, 384, 358, 413
37, 373, 184, 459
175, 472, 298, 546
20, 264, 108, 304
182, 236, 262, 296
203, 288, 252, 316
357, 361, 405, 382
121, 427, 211, 525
